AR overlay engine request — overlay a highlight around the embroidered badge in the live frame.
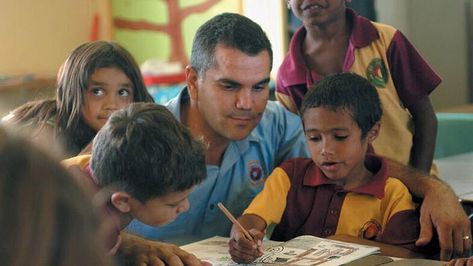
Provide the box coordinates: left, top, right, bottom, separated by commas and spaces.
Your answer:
248, 160, 264, 184
358, 219, 381, 240
366, 58, 388, 88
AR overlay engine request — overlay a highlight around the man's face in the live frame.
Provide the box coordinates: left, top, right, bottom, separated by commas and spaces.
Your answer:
190, 45, 271, 141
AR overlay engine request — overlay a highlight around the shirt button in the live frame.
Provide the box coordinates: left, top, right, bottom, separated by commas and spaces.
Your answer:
329, 209, 338, 215
324, 229, 332, 235
209, 203, 215, 210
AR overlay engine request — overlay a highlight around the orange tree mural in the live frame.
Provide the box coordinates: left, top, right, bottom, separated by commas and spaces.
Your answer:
112, 0, 241, 66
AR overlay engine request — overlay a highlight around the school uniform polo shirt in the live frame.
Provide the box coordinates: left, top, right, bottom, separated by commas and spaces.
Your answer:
125, 88, 309, 244
275, 8, 441, 171
244, 155, 420, 249
62, 155, 122, 254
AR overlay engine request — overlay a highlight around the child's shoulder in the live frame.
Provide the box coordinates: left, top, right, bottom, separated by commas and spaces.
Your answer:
370, 21, 397, 33
369, 21, 399, 43
384, 176, 412, 198
62, 154, 92, 170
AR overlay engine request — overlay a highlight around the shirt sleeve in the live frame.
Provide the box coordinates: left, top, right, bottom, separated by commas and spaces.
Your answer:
243, 167, 292, 226
376, 178, 419, 250
387, 30, 442, 107
275, 72, 299, 114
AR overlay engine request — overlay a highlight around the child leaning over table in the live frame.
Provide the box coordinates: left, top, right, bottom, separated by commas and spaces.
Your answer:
63, 102, 207, 265
228, 73, 438, 264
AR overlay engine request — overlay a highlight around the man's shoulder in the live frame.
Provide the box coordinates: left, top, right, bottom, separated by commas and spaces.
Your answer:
261, 101, 299, 121
246, 101, 306, 158
164, 87, 187, 119
252, 101, 302, 134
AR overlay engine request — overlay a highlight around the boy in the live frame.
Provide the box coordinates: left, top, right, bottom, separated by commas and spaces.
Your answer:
276, 0, 439, 175
229, 73, 434, 263
62, 102, 207, 265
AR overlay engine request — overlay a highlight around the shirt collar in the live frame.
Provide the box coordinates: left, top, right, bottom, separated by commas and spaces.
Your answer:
347, 8, 378, 48
281, 8, 378, 87
84, 164, 99, 187
302, 154, 388, 199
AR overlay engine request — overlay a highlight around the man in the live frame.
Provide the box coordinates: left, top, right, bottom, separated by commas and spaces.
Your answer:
127, 13, 470, 260
128, 12, 308, 244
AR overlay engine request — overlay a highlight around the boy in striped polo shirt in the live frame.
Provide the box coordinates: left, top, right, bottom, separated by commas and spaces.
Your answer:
229, 73, 437, 263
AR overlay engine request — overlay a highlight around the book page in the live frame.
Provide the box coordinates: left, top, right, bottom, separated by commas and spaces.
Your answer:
181, 235, 380, 266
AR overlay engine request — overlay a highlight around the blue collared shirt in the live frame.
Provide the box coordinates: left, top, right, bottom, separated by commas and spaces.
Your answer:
126, 88, 309, 244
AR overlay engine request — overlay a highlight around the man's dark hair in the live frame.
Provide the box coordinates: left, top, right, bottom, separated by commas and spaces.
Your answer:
190, 12, 273, 77
300, 73, 383, 137
90, 103, 206, 202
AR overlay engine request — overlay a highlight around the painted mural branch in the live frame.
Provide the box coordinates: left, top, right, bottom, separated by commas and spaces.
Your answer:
114, 0, 221, 65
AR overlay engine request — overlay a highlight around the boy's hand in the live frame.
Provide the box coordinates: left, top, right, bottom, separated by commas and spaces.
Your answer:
228, 228, 264, 264
120, 232, 208, 266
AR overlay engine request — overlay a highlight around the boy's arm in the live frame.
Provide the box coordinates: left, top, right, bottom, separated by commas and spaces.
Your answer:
229, 214, 266, 264
228, 166, 291, 263
407, 96, 437, 173
387, 159, 471, 261
119, 232, 206, 266
234, 213, 267, 235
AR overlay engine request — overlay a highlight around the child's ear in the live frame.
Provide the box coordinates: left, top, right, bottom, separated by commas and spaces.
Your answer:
185, 65, 199, 100
367, 122, 381, 143
110, 192, 133, 213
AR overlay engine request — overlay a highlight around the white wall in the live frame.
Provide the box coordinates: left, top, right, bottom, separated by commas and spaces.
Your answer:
242, 0, 287, 78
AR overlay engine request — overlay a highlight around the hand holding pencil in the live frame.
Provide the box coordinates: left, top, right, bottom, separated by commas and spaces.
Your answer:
217, 202, 265, 263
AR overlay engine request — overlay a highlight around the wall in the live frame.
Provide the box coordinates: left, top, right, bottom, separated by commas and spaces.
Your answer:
0, 0, 94, 76
243, 0, 287, 76
112, 0, 241, 67
377, 0, 470, 110
0, 0, 470, 110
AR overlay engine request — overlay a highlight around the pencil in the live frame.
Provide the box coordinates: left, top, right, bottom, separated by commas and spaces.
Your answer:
217, 202, 254, 241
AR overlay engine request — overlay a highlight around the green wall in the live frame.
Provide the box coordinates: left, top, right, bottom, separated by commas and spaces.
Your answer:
112, 0, 240, 65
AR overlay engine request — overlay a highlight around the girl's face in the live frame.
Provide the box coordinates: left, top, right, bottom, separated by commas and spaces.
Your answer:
82, 67, 134, 131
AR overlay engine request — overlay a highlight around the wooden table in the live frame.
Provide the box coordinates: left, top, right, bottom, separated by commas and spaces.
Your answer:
327, 235, 423, 259
328, 235, 445, 265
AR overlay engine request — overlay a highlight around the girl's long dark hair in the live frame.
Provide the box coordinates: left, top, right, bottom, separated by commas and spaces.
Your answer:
5, 41, 154, 157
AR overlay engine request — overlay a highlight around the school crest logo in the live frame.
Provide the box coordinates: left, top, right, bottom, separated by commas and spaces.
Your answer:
366, 58, 388, 88
248, 161, 263, 184
358, 219, 381, 240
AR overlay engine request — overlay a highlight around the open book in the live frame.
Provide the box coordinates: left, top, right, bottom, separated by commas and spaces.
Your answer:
181, 235, 380, 266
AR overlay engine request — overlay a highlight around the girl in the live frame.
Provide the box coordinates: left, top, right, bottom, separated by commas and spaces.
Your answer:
3, 41, 154, 158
